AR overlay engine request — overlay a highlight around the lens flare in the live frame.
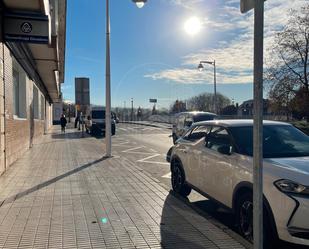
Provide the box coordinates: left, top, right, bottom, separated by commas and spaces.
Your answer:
184, 17, 202, 36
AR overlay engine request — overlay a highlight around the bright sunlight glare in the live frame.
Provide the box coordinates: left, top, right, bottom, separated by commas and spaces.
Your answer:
184, 17, 202, 36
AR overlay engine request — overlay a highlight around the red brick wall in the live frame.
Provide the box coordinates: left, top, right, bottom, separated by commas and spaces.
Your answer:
2, 45, 45, 169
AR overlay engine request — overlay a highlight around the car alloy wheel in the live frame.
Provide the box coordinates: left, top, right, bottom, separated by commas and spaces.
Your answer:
171, 163, 191, 197
172, 165, 183, 192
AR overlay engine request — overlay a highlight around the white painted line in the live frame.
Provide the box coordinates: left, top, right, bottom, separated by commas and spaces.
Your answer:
137, 153, 160, 162
139, 161, 170, 166
125, 151, 154, 155
137, 154, 170, 165
162, 172, 171, 178
118, 128, 127, 131
142, 127, 154, 131
113, 144, 132, 147
122, 146, 144, 153
113, 140, 131, 147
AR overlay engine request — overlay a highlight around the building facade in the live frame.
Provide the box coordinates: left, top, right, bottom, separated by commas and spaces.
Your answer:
0, 0, 66, 174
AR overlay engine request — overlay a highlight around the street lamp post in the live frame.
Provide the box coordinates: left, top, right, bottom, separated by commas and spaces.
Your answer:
105, 0, 147, 157
131, 98, 134, 121
198, 60, 217, 113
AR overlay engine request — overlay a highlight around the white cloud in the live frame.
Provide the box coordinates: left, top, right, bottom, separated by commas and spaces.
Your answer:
61, 84, 72, 90
168, 0, 204, 9
147, 0, 308, 85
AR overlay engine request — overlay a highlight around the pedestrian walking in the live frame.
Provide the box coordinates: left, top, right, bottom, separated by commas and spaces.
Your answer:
60, 114, 67, 133
75, 113, 80, 128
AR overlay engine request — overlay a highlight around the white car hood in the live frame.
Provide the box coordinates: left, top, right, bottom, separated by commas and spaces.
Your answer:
266, 157, 309, 176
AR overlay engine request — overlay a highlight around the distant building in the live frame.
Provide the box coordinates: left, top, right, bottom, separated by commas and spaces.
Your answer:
0, 1, 66, 173
75, 77, 90, 116
238, 99, 271, 116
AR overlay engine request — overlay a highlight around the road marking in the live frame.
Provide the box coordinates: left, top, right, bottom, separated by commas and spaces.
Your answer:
162, 172, 171, 178
137, 154, 170, 165
137, 153, 160, 162
113, 140, 131, 147
139, 161, 170, 165
142, 127, 155, 131
122, 146, 144, 153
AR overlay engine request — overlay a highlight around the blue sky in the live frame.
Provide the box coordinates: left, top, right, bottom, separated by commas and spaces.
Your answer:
62, 0, 307, 109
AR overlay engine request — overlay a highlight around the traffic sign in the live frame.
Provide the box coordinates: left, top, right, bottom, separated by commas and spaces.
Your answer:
240, 0, 266, 13
149, 99, 157, 103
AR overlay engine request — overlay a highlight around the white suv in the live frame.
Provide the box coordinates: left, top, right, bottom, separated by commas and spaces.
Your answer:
169, 120, 309, 247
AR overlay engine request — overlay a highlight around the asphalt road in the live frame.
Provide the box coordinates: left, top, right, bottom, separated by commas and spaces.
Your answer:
94, 123, 307, 249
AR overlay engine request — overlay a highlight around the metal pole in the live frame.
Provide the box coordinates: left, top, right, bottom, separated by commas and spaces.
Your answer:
253, 1, 264, 248
131, 98, 133, 121
44, 100, 47, 135
105, 0, 112, 157
123, 101, 126, 121
213, 60, 217, 114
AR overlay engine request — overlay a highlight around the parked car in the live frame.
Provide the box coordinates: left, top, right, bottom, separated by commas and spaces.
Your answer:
172, 111, 217, 144
169, 120, 309, 247
85, 108, 116, 135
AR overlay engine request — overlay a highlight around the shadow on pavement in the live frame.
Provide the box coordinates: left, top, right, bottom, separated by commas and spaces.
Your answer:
190, 200, 308, 249
0, 156, 108, 208
51, 131, 89, 139
160, 191, 216, 249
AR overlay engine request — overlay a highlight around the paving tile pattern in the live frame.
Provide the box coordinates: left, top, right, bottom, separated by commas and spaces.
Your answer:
0, 129, 246, 249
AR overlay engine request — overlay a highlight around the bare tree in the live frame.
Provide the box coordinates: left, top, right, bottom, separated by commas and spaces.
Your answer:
186, 92, 230, 113
170, 100, 187, 114
266, 4, 309, 120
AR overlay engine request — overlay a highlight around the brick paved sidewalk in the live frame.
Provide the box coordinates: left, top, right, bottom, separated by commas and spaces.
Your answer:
0, 127, 247, 249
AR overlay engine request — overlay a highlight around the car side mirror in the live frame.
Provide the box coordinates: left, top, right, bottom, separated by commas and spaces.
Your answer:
217, 145, 232, 155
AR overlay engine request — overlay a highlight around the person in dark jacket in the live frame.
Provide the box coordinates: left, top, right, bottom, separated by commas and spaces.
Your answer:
60, 114, 67, 133
75, 113, 80, 128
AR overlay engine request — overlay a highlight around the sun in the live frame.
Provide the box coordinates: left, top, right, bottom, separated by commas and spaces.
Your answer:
184, 17, 202, 36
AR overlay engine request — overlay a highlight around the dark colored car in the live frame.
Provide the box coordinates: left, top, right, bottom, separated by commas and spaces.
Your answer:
86, 109, 116, 136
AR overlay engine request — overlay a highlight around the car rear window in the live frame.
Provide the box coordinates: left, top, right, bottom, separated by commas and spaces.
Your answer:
92, 110, 105, 119
193, 114, 216, 122
229, 125, 309, 158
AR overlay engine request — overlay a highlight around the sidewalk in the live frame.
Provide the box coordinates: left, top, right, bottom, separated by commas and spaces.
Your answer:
0, 127, 247, 249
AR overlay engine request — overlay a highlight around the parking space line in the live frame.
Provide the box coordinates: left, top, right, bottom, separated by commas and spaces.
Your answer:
162, 172, 171, 178
121, 146, 147, 153
112, 140, 132, 147
137, 153, 160, 162
137, 154, 170, 165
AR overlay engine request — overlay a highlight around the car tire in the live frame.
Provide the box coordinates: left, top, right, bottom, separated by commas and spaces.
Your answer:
235, 192, 276, 248
171, 162, 191, 197
91, 127, 97, 136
